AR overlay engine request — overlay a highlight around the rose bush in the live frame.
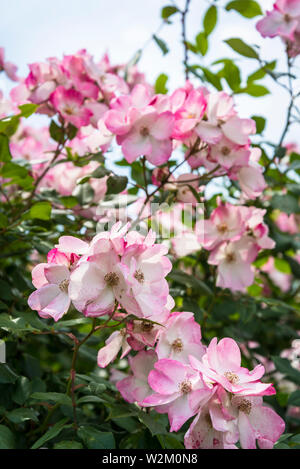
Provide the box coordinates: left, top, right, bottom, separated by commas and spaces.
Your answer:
0, 0, 300, 450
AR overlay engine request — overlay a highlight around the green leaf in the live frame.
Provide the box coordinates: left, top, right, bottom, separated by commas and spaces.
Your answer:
244, 83, 270, 96
28, 201, 52, 220
251, 115, 266, 134
12, 376, 32, 405
31, 418, 70, 449
225, 38, 259, 59
6, 408, 38, 424
203, 5, 218, 36
153, 35, 169, 55
0, 134, 12, 162
0, 425, 15, 449
155, 73, 169, 94
225, 0, 262, 18
161, 5, 179, 20
106, 175, 128, 195
0, 116, 20, 137
18, 103, 38, 118
31, 392, 72, 406
247, 61, 276, 83
199, 66, 222, 90
196, 32, 208, 56
91, 166, 110, 178
0, 162, 33, 190
274, 258, 291, 274
222, 61, 241, 91
59, 196, 78, 208
66, 123, 77, 140
77, 426, 115, 449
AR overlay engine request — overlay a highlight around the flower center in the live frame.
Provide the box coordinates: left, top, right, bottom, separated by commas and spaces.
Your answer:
238, 399, 252, 415
63, 105, 75, 115
179, 379, 192, 394
224, 371, 239, 384
59, 279, 69, 293
134, 269, 145, 283
225, 252, 236, 263
205, 413, 212, 426
221, 146, 231, 156
217, 223, 228, 234
140, 126, 150, 137
141, 321, 154, 332
172, 338, 184, 353
104, 272, 119, 287
284, 14, 291, 22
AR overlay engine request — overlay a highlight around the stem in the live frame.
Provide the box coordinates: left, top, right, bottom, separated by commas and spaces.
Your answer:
66, 318, 97, 429
181, 0, 191, 80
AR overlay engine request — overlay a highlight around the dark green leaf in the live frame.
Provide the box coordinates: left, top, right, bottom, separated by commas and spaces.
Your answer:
0, 364, 18, 384
6, 408, 38, 424
31, 418, 70, 449
153, 35, 169, 55
106, 175, 128, 195
272, 356, 300, 385
251, 115, 266, 134
31, 392, 72, 406
77, 426, 115, 449
49, 120, 65, 143
0, 425, 15, 449
168, 269, 213, 295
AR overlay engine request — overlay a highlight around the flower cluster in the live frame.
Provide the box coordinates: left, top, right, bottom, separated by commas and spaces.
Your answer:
202, 198, 275, 291
256, 0, 300, 57
104, 83, 263, 199
28, 222, 172, 323
113, 312, 285, 449
9, 50, 265, 200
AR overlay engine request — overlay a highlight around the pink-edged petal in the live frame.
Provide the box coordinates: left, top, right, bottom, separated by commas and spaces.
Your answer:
97, 333, 123, 368
195, 121, 223, 144
56, 236, 89, 255
141, 392, 178, 407
31, 263, 49, 288
238, 412, 256, 449
44, 264, 70, 285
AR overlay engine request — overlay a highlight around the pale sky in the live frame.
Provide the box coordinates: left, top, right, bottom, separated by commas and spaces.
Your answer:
1, 0, 299, 147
